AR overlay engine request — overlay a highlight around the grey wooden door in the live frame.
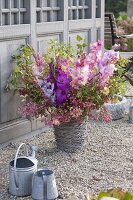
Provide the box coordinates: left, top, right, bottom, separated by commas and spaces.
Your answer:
0, 0, 105, 144
35, 0, 104, 52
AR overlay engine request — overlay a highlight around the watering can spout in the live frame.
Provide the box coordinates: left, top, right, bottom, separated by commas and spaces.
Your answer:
31, 146, 39, 158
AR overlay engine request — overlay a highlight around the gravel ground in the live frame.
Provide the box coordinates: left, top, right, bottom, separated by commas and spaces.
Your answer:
0, 116, 133, 200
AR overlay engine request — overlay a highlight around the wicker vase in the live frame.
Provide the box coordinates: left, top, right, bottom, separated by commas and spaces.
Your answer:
54, 120, 87, 153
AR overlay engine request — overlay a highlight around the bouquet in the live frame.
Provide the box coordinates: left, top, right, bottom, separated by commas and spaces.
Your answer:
7, 36, 129, 125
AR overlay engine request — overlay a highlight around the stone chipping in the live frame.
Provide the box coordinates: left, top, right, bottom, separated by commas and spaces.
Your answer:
0, 116, 133, 200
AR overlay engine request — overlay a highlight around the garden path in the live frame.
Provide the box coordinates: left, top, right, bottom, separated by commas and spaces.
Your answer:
0, 113, 133, 200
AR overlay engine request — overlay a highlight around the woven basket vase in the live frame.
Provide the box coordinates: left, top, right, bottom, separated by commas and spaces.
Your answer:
54, 120, 88, 153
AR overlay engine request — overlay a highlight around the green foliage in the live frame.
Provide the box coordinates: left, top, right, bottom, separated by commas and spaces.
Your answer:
109, 56, 129, 102
106, 188, 133, 200
6, 45, 43, 103
116, 12, 129, 21
86, 188, 133, 200
127, 39, 133, 52
44, 39, 75, 62
43, 39, 75, 79
105, 0, 128, 17
76, 35, 88, 55
97, 192, 110, 200
77, 35, 83, 42
104, 44, 112, 50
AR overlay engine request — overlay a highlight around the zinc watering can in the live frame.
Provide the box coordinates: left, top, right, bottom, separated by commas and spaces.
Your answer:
32, 168, 58, 200
129, 98, 133, 124
9, 143, 38, 197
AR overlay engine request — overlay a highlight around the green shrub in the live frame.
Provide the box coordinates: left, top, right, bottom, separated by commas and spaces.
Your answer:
85, 188, 133, 200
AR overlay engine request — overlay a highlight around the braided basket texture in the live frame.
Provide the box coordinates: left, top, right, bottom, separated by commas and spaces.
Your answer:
54, 120, 88, 153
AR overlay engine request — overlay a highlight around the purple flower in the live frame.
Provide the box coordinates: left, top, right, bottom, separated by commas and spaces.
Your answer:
51, 94, 56, 104
56, 88, 69, 105
98, 50, 118, 79
40, 80, 55, 103
55, 68, 70, 105
41, 81, 54, 97
56, 73, 70, 90
99, 63, 116, 78
100, 50, 118, 66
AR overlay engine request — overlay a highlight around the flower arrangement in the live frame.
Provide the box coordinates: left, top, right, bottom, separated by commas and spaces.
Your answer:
7, 36, 129, 126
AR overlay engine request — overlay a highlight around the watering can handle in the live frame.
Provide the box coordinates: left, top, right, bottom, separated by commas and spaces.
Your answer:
14, 143, 29, 190
42, 173, 47, 200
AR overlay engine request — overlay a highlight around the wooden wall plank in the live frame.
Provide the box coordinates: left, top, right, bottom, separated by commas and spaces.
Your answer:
0, 38, 27, 123
0, 119, 32, 144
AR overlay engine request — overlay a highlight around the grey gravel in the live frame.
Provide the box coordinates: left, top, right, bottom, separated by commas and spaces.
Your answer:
0, 115, 133, 200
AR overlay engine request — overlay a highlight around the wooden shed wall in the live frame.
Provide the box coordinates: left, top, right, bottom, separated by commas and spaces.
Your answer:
0, 0, 105, 144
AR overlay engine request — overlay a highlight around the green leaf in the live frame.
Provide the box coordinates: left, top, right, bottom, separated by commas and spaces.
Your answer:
97, 192, 110, 200
14, 66, 20, 73
83, 42, 88, 47
76, 35, 83, 42
123, 192, 133, 200
77, 44, 82, 48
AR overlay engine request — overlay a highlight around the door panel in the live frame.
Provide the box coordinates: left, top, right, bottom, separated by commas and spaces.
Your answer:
0, 37, 28, 123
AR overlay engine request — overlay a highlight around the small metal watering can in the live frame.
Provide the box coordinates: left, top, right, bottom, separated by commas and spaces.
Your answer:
129, 99, 133, 124
9, 143, 38, 197
32, 168, 58, 200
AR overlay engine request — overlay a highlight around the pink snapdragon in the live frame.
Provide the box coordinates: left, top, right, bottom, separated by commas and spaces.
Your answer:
87, 40, 103, 70
32, 53, 45, 78
98, 50, 118, 85
71, 52, 90, 88
71, 65, 89, 88
99, 63, 116, 85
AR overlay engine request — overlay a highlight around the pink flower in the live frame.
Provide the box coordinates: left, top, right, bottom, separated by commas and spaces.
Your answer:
99, 64, 116, 80
35, 53, 45, 69
71, 65, 89, 87
18, 102, 38, 117
52, 118, 60, 125
32, 53, 45, 77
112, 43, 121, 50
